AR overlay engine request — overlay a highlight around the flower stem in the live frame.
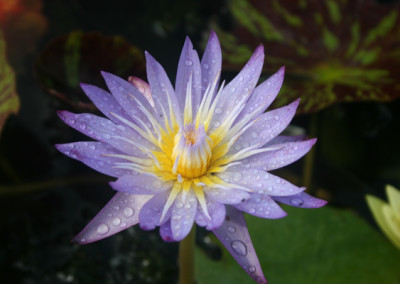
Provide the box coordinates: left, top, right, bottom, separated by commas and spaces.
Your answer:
303, 112, 318, 192
178, 225, 196, 284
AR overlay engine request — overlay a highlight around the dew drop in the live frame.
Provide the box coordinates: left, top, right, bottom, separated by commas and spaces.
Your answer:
97, 224, 109, 235
231, 240, 247, 256
68, 119, 76, 125
80, 238, 86, 243
214, 121, 221, 128
124, 207, 134, 217
290, 198, 304, 206
103, 134, 111, 139
228, 226, 236, 233
89, 144, 96, 150
184, 204, 191, 209
118, 86, 124, 92
233, 172, 242, 182
203, 63, 209, 69
176, 202, 183, 208
114, 205, 120, 211
113, 217, 121, 226
215, 108, 222, 114
274, 115, 279, 121
231, 87, 236, 93
248, 265, 256, 273
251, 131, 259, 138
185, 59, 193, 66
120, 222, 127, 227
79, 124, 86, 130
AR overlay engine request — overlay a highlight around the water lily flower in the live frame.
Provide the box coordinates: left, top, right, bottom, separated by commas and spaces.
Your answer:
366, 185, 400, 249
56, 31, 326, 283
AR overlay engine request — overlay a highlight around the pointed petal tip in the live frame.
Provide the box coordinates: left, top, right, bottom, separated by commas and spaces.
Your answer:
278, 66, 285, 73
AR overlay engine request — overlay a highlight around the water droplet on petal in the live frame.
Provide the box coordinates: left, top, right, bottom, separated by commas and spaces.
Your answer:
290, 198, 304, 206
97, 224, 109, 235
124, 207, 134, 217
231, 240, 247, 256
231, 87, 236, 93
203, 63, 209, 69
68, 119, 76, 125
228, 226, 236, 233
248, 265, 256, 273
274, 115, 279, 121
251, 131, 259, 138
215, 108, 222, 114
79, 124, 86, 130
185, 59, 193, 66
113, 217, 121, 226
153, 180, 162, 188
176, 202, 183, 208
233, 172, 242, 182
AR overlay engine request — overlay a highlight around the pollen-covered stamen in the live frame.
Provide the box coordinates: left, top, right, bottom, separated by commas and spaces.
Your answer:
171, 123, 212, 178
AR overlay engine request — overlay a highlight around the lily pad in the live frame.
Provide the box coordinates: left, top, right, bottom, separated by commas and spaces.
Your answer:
213, 0, 400, 114
35, 31, 146, 111
196, 206, 400, 283
0, 29, 20, 135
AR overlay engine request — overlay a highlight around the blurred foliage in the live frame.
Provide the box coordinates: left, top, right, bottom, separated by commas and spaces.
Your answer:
213, 0, 400, 114
0, 0, 48, 71
0, 29, 19, 135
196, 205, 400, 284
35, 31, 146, 111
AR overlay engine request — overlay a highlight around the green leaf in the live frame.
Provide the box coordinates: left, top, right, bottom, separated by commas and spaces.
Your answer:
214, 0, 400, 114
196, 206, 400, 284
0, 29, 20, 136
35, 31, 146, 111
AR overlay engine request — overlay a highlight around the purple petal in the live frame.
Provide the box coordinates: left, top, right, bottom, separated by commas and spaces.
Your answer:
210, 46, 264, 131
175, 37, 202, 113
127, 76, 153, 106
201, 31, 221, 97
212, 206, 267, 284
170, 190, 198, 241
101, 71, 156, 125
244, 138, 317, 171
80, 83, 131, 124
160, 219, 174, 242
55, 142, 131, 178
145, 52, 181, 124
217, 167, 304, 196
57, 111, 155, 157
205, 187, 250, 204
230, 99, 299, 154
264, 135, 307, 146
139, 190, 171, 230
110, 174, 172, 194
195, 199, 226, 230
235, 66, 285, 123
73, 193, 151, 244
235, 194, 287, 219
273, 192, 327, 208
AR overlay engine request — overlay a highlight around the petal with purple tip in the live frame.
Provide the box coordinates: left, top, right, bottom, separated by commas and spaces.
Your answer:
55, 142, 131, 178
160, 219, 174, 242
212, 206, 267, 284
139, 190, 171, 230
170, 190, 198, 241
235, 66, 285, 123
195, 199, 226, 230
230, 99, 299, 154
110, 174, 172, 194
175, 37, 202, 113
73, 192, 151, 244
235, 194, 287, 219
244, 138, 317, 171
145, 51, 181, 125
210, 46, 264, 131
218, 167, 304, 196
80, 83, 131, 124
57, 111, 155, 157
127, 76, 154, 106
101, 71, 156, 125
201, 31, 221, 97
273, 192, 327, 208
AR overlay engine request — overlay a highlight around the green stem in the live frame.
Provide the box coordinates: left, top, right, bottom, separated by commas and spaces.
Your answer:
178, 225, 196, 284
302, 112, 318, 192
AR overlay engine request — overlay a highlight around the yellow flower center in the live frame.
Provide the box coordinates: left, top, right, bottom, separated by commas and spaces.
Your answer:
171, 123, 212, 178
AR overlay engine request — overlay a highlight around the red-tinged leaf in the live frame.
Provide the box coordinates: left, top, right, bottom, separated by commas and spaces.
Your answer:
0, 0, 48, 70
213, 0, 400, 114
35, 31, 146, 111
0, 29, 20, 135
